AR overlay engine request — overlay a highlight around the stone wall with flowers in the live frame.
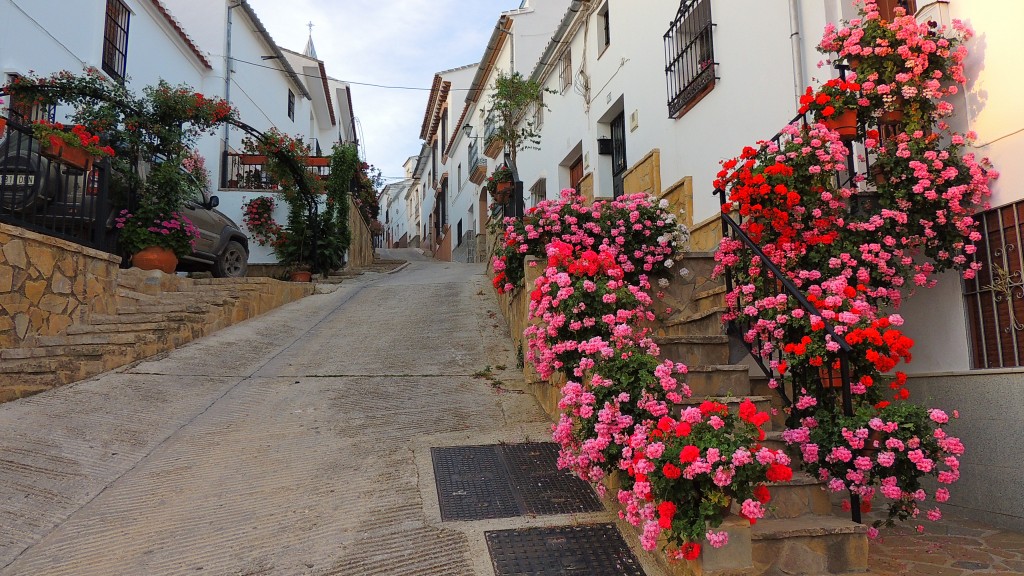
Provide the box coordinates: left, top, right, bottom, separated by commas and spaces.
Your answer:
0, 223, 120, 349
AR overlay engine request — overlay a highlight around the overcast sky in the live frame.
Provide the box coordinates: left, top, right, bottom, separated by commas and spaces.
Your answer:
244, 0, 523, 182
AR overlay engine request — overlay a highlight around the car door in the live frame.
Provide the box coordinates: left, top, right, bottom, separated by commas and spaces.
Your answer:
183, 187, 219, 258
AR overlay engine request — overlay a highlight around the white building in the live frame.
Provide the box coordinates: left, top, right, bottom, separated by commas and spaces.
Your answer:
487, 0, 1023, 530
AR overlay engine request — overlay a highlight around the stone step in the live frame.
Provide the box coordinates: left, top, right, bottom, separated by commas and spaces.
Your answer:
33, 331, 162, 348
656, 334, 730, 366
64, 321, 176, 335
764, 472, 831, 520
685, 364, 752, 397
675, 395, 776, 431
751, 515, 868, 576
667, 306, 727, 337
116, 302, 214, 315
693, 285, 727, 312
86, 311, 202, 325
0, 355, 74, 374
751, 375, 789, 430
116, 287, 157, 302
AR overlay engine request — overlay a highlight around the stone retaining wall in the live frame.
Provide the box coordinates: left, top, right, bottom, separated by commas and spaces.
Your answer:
348, 199, 376, 269
1, 223, 120, 349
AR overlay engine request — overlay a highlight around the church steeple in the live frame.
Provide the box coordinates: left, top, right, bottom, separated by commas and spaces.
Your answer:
303, 21, 317, 59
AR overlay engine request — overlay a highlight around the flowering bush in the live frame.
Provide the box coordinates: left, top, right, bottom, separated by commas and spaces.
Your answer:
621, 399, 790, 558
115, 207, 199, 257
784, 401, 962, 535
713, 0, 995, 534
31, 120, 115, 159
241, 195, 283, 247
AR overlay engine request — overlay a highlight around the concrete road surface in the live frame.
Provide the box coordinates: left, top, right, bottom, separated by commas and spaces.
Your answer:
0, 251, 634, 576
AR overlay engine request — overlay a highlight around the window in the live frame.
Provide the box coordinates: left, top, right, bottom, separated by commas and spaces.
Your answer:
457, 163, 463, 191
610, 112, 627, 198
963, 199, 1024, 368
664, 0, 716, 118
559, 49, 572, 93
876, 0, 917, 20
102, 0, 131, 81
441, 109, 449, 154
569, 156, 584, 192
457, 219, 463, 246
287, 89, 295, 121
597, 3, 611, 55
530, 178, 547, 207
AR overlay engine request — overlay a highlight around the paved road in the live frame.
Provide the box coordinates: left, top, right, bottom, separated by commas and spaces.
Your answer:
0, 251, 620, 575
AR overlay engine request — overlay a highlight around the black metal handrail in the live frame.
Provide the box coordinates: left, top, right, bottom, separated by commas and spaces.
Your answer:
714, 110, 866, 524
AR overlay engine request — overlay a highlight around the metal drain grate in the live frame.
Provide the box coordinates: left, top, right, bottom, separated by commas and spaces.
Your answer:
431, 443, 603, 521
501, 442, 603, 516
486, 524, 646, 576
431, 445, 520, 521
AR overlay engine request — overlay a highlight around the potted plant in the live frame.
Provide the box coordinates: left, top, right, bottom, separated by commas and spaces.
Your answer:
114, 206, 200, 273
486, 164, 513, 204
31, 120, 115, 171
798, 78, 862, 140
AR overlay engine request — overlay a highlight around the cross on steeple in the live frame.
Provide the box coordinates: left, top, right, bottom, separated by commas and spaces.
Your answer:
303, 21, 317, 59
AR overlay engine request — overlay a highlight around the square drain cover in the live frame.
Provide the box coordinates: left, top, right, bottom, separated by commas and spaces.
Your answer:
431, 445, 520, 521
486, 524, 646, 576
502, 442, 603, 516
431, 443, 602, 521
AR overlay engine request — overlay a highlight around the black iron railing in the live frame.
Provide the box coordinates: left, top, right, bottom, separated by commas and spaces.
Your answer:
714, 108, 878, 524
220, 151, 331, 190
0, 116, 116, 252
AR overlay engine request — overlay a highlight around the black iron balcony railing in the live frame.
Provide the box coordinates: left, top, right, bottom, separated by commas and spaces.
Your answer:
0, 115, 115, 252
221, 151, 331, 190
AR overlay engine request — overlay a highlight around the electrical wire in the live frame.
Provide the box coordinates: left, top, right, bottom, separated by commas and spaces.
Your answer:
228, 56, 479, 91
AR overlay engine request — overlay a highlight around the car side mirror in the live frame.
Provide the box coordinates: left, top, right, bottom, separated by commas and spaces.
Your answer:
207, 195, 220, 209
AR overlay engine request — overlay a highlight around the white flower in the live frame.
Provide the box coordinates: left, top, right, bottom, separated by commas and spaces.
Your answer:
658, 278, 670, 288
679, 267, 690, 277
664, 259, 674, 268
659, 199, 669, 209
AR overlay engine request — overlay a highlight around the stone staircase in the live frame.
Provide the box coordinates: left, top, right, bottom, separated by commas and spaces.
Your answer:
0, 268, 314, 402
647, 251, 868, 576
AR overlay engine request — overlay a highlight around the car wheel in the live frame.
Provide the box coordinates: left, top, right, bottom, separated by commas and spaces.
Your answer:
214, 240, 248, 278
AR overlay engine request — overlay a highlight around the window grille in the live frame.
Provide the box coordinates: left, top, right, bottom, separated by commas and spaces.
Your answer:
664, 0, 715, 118
102, 0, 131, 81
559, 50, 572, 93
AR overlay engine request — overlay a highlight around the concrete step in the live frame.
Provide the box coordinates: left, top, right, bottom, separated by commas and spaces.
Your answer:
675, 395, 776, 431
764, 473, 831, 520
666, 306, 727, 337
685, 364, 752, 397
751, 375, 789, 431
751, 515, 868, 575
656, 334, 730, 366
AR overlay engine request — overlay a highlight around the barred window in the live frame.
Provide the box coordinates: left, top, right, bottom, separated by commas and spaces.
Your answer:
102, 0, 130, 81
287, 90, 295, 121
876, 0, 917, 21
963, 200, 1024, 368
664, 0, 715, 118
558, 49, 572, 93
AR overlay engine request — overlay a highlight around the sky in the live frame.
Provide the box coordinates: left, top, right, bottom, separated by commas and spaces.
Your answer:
244, 0, 524, 183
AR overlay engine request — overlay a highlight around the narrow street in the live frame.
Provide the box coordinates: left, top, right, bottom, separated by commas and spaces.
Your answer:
0, 251, 628, 575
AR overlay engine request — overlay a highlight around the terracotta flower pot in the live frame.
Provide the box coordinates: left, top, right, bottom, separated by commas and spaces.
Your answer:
823, 109, 858, 141
0, 117, 7, 137
818, 366, 843, 389
290, 270, 312, 282
40, 139, 95, 172
132, 246, 178, 274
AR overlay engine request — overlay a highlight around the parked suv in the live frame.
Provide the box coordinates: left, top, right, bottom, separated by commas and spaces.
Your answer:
180, 187, 249, 278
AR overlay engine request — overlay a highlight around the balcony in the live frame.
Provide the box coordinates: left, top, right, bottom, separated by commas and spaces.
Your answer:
221, 152, 331, 190
483, 112, 503, 159
468, 141, 487, 185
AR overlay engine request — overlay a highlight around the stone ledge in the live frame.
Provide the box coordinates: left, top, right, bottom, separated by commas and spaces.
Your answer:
0, 222, 121, 265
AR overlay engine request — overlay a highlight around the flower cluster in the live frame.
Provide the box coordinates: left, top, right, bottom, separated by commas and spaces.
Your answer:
31, 120, 115, 158
115, 207, 200, 257
623, 399, 791, 557
713, 0, 993, 533
783, 402, 963, 534
486, 164, 514, 200
241, 195, 283, 247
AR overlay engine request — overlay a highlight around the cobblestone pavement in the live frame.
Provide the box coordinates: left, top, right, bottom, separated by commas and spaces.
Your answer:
869, 516, 1024, 575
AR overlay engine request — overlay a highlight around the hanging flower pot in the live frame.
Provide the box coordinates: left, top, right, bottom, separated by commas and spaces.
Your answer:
132, 246, 178, 274
40, 139, 95, 172
822, 109, 858, 141
818, 365, 844, 389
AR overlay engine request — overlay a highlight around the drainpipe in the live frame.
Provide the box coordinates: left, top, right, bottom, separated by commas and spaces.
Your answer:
222, 2, 240, 187
788, 0, 807, 107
